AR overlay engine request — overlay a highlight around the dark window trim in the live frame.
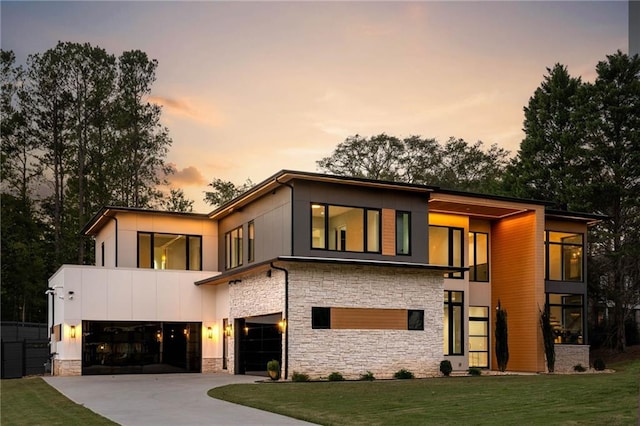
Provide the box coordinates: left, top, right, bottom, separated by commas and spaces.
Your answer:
137, 231, 203, 271
430, 225, 464, 279
469, 231, 489, 282
225, 226, 243, 270
310, 202, 382, 254
407, 309, 424, 330
248, 221, 255, 263
468, 305, 489, 368
545, 293, 585, 345
101, 241, 105, 267
312, 307, 331, 329
544, 230, 585, 282
444, 290, 464, 355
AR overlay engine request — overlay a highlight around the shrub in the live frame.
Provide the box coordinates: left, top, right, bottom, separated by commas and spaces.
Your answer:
291, 371, 310, 382
573, 364, 586, 372
439, 360, 453, 377
394, 369, 414, 379
266, 360, 280, 380
593, 358, 606, 371
327, 372, 344, 381
468, 367, 482, 376
360, 371, 375, 381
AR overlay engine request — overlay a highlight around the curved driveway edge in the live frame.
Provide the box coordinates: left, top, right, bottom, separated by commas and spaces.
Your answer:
44, 374, 315, 426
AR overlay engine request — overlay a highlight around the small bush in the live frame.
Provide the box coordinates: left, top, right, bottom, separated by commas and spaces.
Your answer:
266, 359, 280, 380
468, 367, 482, 376
360, 371, 375, 381
291, 371, 310, 382
440, 360, 453, 376
327, 372, 344, 381
593, 358, 606, 371
394, 369, 414, 379
573, 364, 587, 372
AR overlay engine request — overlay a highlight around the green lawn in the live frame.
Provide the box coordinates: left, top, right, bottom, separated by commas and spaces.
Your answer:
0, 377, 117, 426
209, 359, 640, 425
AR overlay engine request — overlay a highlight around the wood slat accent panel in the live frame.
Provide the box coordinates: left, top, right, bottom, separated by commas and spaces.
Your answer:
331, 307, 407, 330
381, 208, 396, 256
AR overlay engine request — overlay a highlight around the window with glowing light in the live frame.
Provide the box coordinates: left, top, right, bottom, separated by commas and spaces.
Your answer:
545, 231, 583, 281
137, 232, 201, 271
310, 203, 380, 253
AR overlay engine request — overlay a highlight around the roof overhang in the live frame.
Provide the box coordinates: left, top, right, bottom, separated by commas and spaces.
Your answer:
544, 209, 607, 226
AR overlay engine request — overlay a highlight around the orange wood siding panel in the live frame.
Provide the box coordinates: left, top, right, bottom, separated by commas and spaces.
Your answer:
491, 210, 545, 372
382, 208, 396, 256
331, 307, 407, 330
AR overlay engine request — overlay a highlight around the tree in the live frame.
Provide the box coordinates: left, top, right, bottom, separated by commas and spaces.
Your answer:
502, 64, 584, 209
540, 305, 556, 372
204, 178, 253, 207
161, 188, 194, 212
577, 51, 640, 352
495, 301, 509, 372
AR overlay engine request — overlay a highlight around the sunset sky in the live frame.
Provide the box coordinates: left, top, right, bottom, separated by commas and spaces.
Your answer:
2, 1, 629, 212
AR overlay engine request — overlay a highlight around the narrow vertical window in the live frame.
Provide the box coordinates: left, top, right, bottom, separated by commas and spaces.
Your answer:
101, 242, 105, 267
188, 236, 202, 270
138, 232, 152, 268
469, 306, 489, 367
396, 211, 411, 255
469, 232, 489, 282
311, 204, 326, 249
225, 226, 243, 269
444, 291, 464, 355
366, 209, 381, 252
248, 221, 255, 263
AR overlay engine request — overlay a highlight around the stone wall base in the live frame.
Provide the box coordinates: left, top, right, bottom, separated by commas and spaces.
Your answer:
553, 345, 590, 372
202, 357, 225, 373
53, 359, 81, 376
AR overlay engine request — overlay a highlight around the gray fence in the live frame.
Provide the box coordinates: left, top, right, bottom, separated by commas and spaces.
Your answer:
1, 322, 49, 379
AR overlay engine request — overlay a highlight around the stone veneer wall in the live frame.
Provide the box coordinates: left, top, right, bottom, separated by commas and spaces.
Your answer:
228, 269, 286, 375
287, 263, 443, 380
553, 344, 590, 372
53, 359, 81, 376
202, 357, 223, 373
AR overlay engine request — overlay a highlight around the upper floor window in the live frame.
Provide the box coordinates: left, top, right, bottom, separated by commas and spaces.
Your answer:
545, 231, 583, 281
429, 225, 463, 278
311, 203, 380, 253
396, 211, 411, 255
469, 231, 489, 282
138, 232, 202, 271
248, 221, 255, 263
225, 226, 243, 270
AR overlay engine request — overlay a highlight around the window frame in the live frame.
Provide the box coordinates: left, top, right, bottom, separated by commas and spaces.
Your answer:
429, 225, 464, 279
137, 231, 202, 271
396, 211, 411, 255
468, 306, 489, 368
224, 226, 243, 270
545, 230, 584, 282
310, 202, 381, 254
248, 221, 255, 263
312, 307, 331, 329
407, 309, 424, 330
546, 293, 584, 345
444, 290, 464, 356
469, 231, 489, 282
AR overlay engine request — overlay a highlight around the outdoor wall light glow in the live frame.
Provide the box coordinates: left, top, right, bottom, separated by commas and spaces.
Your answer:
243, 326, 249, 336
156, 330, 162, 342
224, 325, 233, 337
207, 327, 214, 339
70, 325, 76, 339
277, 319, 287, 334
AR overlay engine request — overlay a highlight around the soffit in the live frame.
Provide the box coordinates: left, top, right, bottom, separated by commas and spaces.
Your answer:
428, 199, 528, 220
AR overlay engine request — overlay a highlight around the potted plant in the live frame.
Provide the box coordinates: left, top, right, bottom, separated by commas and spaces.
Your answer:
267, 359, 280, 380
440, 360, 453, 376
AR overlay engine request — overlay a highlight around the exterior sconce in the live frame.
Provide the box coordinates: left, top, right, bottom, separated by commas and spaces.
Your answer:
70, 325, 76, 339
224, 325, 233, 337
183, 327, 189, 338
156, 330, 162, 342
243, 326, 249, 336
277, 319, 287, 334
207, 327, 214, 339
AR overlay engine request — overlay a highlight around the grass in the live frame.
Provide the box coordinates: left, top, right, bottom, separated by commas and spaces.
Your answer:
209, 359, 640, 425
1, 377, 117, 426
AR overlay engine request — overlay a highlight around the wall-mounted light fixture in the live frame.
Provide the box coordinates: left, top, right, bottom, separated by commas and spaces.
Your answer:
68, 291, 75, 300
243, 326, 249, 336
207, 326, 214, 339
70, 325, 76, 339
224, 325, 233, 337
156, 330, 162, 342
277, 319, 287, 334
183, 327, 190, 338
266, 269, 272, 278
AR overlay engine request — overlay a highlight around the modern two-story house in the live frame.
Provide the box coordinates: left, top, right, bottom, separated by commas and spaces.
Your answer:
48, 170, 600, 378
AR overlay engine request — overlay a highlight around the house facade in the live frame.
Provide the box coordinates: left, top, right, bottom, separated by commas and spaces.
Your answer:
48, 170, 599, 377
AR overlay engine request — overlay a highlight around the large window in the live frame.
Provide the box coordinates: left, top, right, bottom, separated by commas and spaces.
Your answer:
311, 203, 380, 253
545, 231, 583, 281
469, 232, 489, 282
469, 306, 489, 367
138, 232, 202, 271
444, 291, 464, 355
547, 294, 584, 344
429, 226, 463, 278
396, 211, 411, 255
225, 226, 243, 269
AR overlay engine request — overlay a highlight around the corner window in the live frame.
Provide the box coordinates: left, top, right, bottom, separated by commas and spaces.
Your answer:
312, 307, 331, 329
396, 211, 411, 255
310, 203, 380, 253
545, 231, 583, 281
547, 294, 584, 344
469, 232, 489, 282
248, 221, 255, 263
137, 232, 202, 271
444, 291, 464, 355
429, 226, 463, 278
225, 226, 243, 270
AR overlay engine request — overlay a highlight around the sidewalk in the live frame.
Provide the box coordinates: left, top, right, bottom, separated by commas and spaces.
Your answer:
44, 373, 315, 426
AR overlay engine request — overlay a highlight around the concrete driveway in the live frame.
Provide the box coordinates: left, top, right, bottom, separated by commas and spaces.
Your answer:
44, 373, 314, 426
